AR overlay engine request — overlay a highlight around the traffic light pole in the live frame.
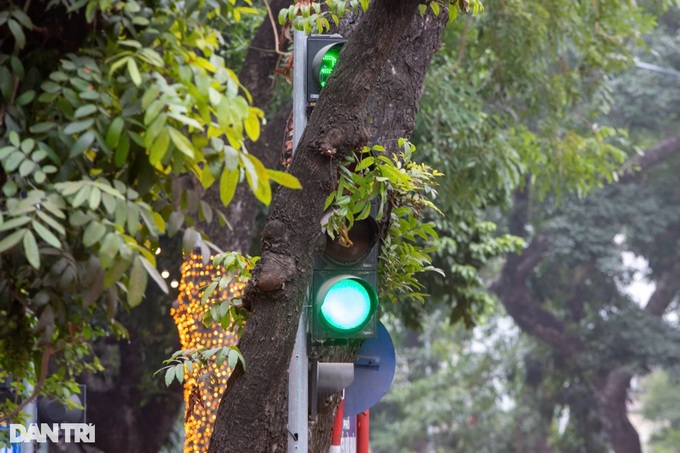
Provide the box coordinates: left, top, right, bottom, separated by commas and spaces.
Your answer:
288, 28, 309, 453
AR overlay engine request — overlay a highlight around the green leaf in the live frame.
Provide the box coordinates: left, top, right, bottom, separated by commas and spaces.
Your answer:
74, 104, 97, 118
141, 84, 160, 109
126, 203, 139, 236
106, 116, 124, 150
119, 39, 141, 49
63, 118, 94, 135
0, 67, 11, 99
69, 131, 96, 158
127, 58, 142, 86
145, 113, 166, 146
89, 187, 102, 210
224, 146, 239, 171
98, 233, 119, 269
149, 129, 170, 165
109, 56, 131, 77
144, 100, 164, 126
174, 363, 184, 383
357, 156, 375, 171
8, 19, 25, 50
168, 127, 196, 158
10, 9, 32, 29
0, 228, 26, 253
266, 169, 301, 189
115, 134, 130, 167
2, 180, 17, 197
243, 154, 271, 206
5, 151, 24, 172
32, 220, 61, 249
219, 168, 239, 206
0, 146, 15, 160
448, 5, 459, 22
83, 221, 107, 247
201, 281, 219, 304
75, 85, 99, 100
9, 131, 20, 147
18, 159, 35, 177
31, 149, 47, 162
164, 365, 176, 387
23, 230, 40, 268
216, 347, 229, 368
36, 210, 66, 236
104, 255, 130, 288
167, 211, 183, 237
244, 114, 260, 142
127, 256, 147, 307
182, 228, 200, 255
139, 255, 169, 293
15, 90, 35, 106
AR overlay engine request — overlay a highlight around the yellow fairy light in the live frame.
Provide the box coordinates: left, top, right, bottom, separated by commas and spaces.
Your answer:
172, 252, 246, 453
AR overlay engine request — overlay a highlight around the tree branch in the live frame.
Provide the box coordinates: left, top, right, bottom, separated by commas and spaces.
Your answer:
618, 133, 680, 184
644, 260, 680, 317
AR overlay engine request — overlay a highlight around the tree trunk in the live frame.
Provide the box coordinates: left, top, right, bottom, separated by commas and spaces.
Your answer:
593, 368, 641, 453
494, 147, 680, 453
208, 2, 436, 451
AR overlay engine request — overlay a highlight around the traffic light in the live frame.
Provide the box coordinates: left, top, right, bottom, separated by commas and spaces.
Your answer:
310, 207, 379, 343
37, 385, 86, 424
306, 35, 346, 102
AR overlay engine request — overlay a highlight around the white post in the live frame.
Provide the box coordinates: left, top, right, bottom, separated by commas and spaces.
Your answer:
288, 28, 309, 453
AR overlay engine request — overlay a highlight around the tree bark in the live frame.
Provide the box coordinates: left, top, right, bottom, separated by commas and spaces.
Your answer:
618, 133, 680, 184
306, 9, 450, 451
208, 2, 427, 451
593, 368, 640, 453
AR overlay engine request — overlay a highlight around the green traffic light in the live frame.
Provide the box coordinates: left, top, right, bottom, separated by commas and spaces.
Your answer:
317, 44, 343, 88
319, 277, 376, 332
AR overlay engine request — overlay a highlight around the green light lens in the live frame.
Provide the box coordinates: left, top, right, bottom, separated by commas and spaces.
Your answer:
318, 44, 343, 88
320, 279, 373, 331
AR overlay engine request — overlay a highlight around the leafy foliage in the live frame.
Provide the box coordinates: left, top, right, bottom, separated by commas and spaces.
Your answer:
278, 0, 484, 34
323, 140, 444, 306
0, 0, 299, 421
372, 311, 519, 453
641, 369, 680, 453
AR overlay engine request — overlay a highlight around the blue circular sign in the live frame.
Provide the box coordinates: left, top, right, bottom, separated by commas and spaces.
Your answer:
343, 322, 396, 416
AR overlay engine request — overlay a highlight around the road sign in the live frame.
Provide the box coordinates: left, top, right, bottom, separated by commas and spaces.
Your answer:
343, 322, 396, 416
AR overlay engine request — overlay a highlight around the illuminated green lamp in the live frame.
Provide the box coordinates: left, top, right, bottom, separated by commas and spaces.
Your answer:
307, 35, 346, 101
316, 44, 343, 88
317, 276, 378, 333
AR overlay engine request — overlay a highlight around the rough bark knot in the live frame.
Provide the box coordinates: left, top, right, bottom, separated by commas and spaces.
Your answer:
255, 252, 296, 292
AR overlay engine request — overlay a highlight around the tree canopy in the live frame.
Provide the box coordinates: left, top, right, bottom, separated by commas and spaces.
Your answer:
2, 0, 679, 451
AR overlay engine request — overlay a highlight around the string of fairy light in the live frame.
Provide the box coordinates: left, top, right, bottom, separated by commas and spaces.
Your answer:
170, 252, 244, 453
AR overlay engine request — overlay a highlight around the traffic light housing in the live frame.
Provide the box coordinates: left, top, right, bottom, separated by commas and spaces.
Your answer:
308, 361, 353, 418
37, 385, 87, 424
310, 207, 379, 343
306, 35, 346, 102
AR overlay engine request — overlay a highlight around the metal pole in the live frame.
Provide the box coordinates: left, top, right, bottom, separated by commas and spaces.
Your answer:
292, 29, 308, 150
288, 28, 309, 453
329, 399, 344, 453
356, 411, 370, 453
